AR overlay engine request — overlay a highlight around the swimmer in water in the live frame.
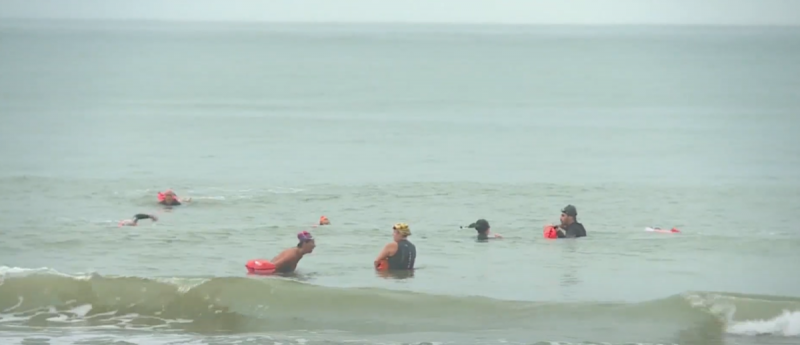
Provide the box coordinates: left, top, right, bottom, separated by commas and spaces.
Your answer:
374, 223, 416, 270
270, 231, 316, 273
548, 204, 587, 238
319, 216, 330, 225
463, 219, 502, 240
158, 190, 191, 206
119, 213, 158, 226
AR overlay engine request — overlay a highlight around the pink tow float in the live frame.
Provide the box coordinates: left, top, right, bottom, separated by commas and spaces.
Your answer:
645, 227, 681, 234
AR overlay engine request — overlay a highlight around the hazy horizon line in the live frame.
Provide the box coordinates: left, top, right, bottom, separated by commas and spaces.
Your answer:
1, 16, 798, 29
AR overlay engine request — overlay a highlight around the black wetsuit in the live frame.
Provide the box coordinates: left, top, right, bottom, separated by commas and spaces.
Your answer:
473, 222, 490, 240
557, 222, 587, 238
131, 214, 154, 224
387, 239, 416, 270
159, 200, 181, 206
134, 214, 152, 220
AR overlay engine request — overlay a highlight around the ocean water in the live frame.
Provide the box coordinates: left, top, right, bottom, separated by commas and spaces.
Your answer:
1, 19, 800, 345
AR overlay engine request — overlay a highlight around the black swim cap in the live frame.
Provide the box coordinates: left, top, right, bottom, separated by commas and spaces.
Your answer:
468, 219, 490, 232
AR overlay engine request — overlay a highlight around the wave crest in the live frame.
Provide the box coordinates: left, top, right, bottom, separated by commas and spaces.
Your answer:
1, 267, 798, 340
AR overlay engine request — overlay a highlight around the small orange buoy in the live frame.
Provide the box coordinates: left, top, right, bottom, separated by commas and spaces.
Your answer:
543, 225, 558, 239
376, 259, 389, 271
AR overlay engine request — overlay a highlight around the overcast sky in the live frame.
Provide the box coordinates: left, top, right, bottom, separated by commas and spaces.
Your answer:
1, 0, 798, 26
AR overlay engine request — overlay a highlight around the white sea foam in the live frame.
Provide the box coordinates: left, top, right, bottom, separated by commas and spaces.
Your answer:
726, 310, 800, 337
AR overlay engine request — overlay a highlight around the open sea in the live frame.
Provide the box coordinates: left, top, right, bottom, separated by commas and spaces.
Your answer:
1, 19, 799, 345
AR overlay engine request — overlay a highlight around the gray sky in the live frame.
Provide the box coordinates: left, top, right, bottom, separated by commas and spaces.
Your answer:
1, 0, 798, 26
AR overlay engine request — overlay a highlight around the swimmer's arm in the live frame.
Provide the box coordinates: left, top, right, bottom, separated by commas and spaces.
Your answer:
134, 214, 157, 221
545, 224, 567, 238
374, 242, 397, 267
487, 231, 502, 239
557, 227, 576, 238
554, 225, 570, 238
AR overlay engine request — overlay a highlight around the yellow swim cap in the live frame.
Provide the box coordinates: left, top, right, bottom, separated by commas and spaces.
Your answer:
392, 223, 411, 236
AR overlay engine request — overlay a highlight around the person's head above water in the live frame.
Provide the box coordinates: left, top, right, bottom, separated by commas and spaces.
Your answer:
296, 230, 316, 253
319, 216, 330, 226
158, 190, 191, 205
463, 219, 502, 240
163, 190, 176, 200
467, 219, 490, 234
392, 223, 411, 241
560, 205, 578, 226
158, 190, 180, 205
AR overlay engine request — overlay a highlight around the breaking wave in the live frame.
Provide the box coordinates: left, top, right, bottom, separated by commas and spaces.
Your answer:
1, 266, 798, 344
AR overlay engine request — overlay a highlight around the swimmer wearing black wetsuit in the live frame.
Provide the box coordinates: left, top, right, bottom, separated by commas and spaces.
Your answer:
119, 213, 158, 226
464, 219, 502, 240
556, 205, 587, 238
374, 223, 416, 270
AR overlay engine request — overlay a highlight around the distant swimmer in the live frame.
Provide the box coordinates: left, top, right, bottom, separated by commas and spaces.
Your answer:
319, 216, 330, 225
463, 219, 502, 240
270, 231, 316, 273
158, 189, 191, 206
119, 213, 158, 227
547, 204, 587, 238
646, 227, 681, 233
374, 223, 416, 270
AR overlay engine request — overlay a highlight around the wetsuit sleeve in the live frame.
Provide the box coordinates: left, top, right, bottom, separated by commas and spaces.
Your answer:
562, 224, 578, 238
